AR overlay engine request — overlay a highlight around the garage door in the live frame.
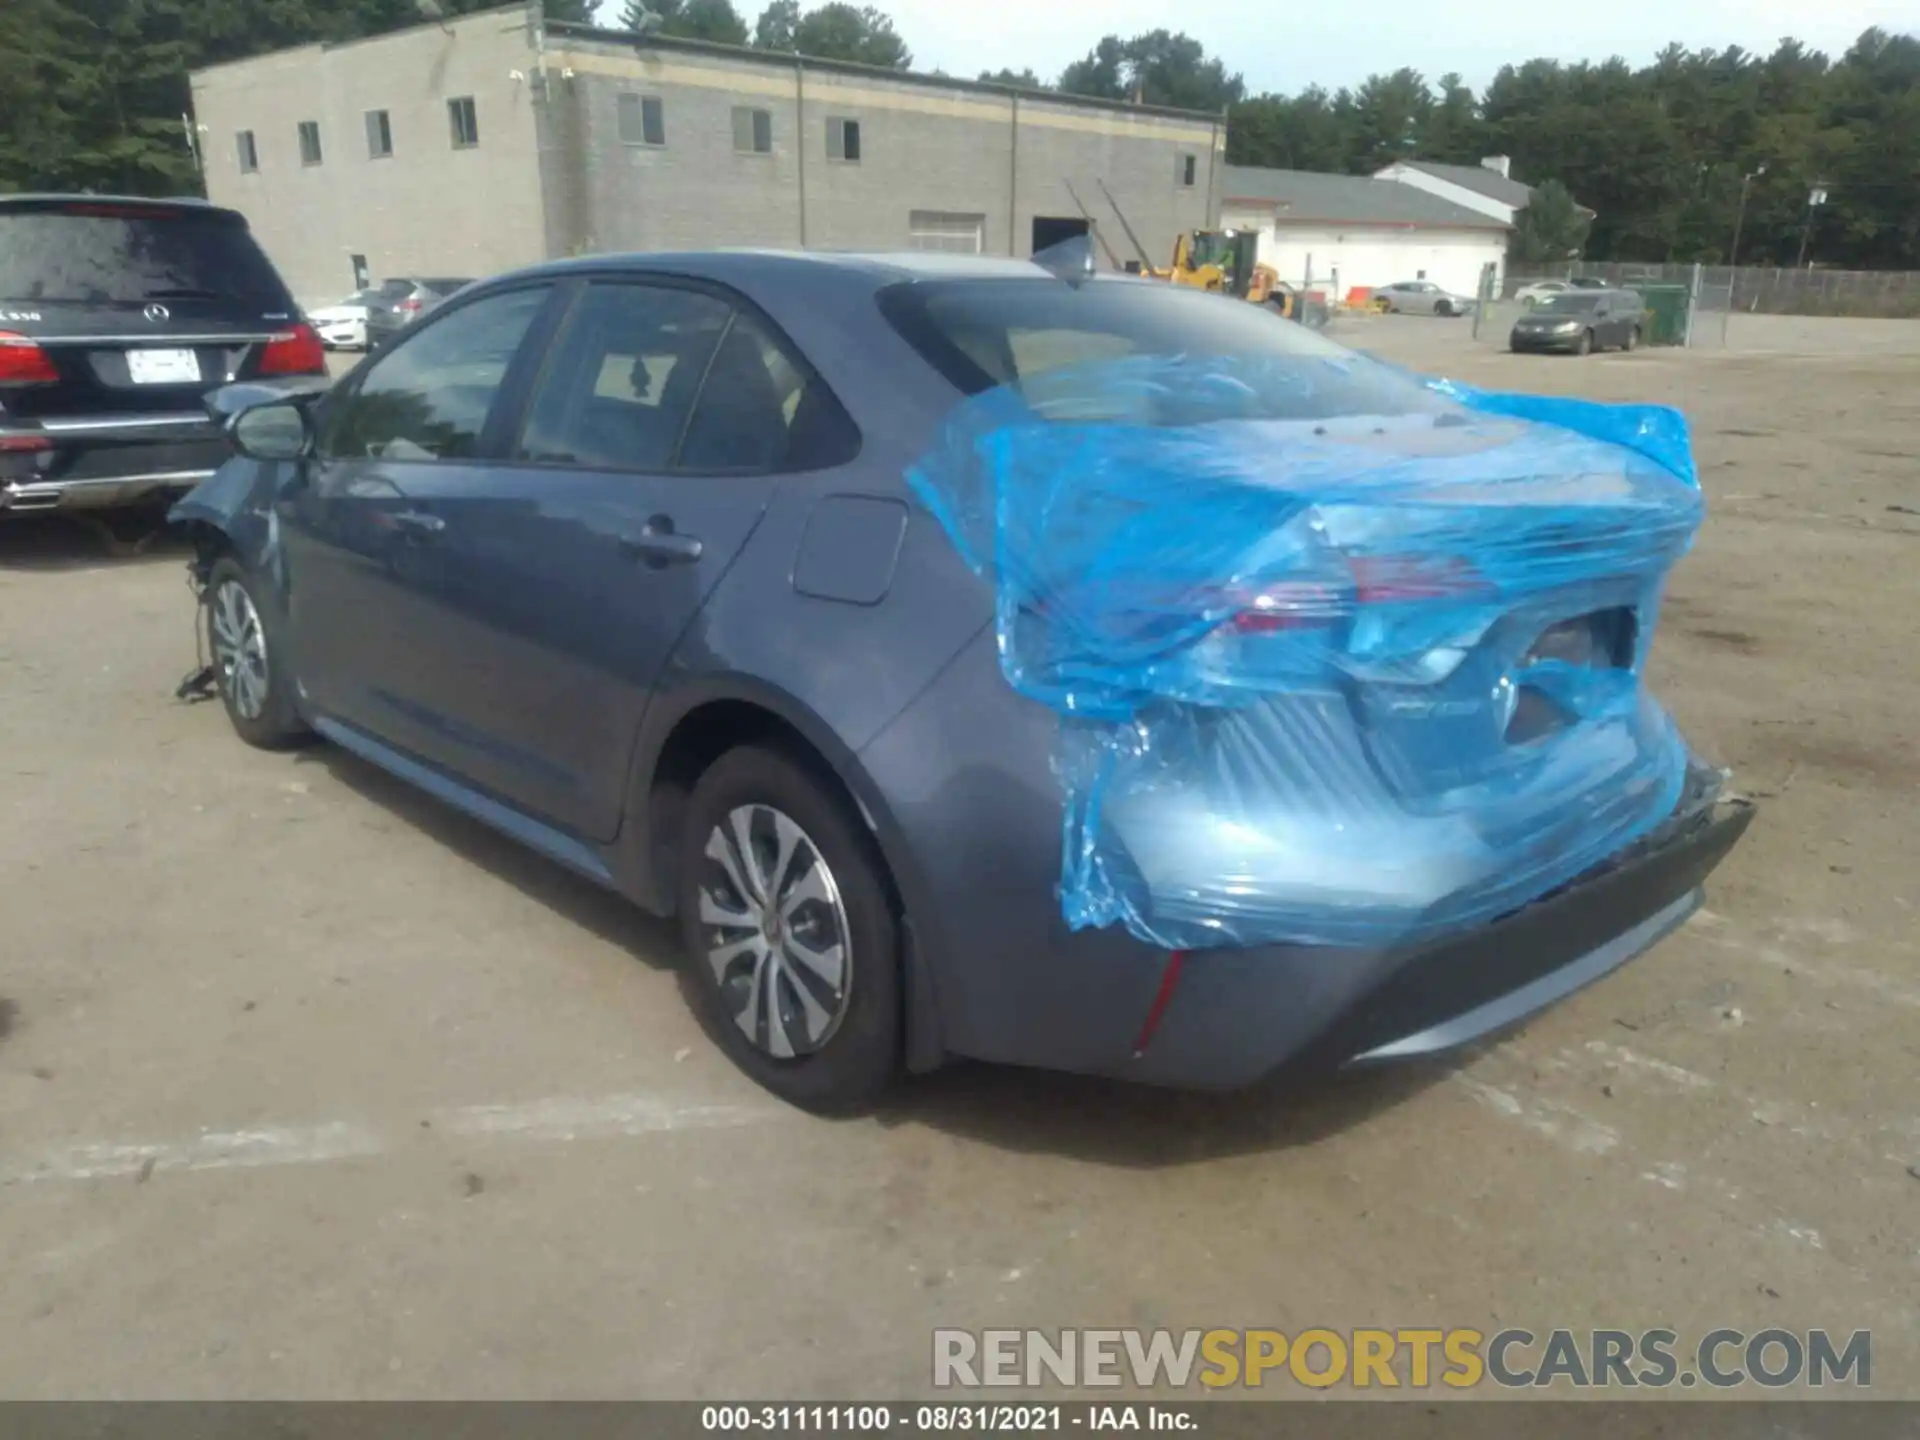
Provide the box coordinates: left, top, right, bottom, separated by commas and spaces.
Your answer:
909, 210, 986, 254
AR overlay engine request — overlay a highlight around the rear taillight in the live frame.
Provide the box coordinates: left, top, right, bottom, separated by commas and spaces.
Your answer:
0, 434, 52, 453
1220, 556, 1492, 635
397, 298, 423, 315
0, 331, 59, 386
258, 323, 326, 376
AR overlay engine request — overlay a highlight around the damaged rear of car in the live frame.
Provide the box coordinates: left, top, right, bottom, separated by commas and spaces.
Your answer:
894, 278, 1751, 1084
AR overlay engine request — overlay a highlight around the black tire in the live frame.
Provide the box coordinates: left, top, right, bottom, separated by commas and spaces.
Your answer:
1575, 329, 1594, 357
204, 556, 309, 749
677, 744, 901, 1112
1624, 325, 1640, 352
1434, 299, 1453, 318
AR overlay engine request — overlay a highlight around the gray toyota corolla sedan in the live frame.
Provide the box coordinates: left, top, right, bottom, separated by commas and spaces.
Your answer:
173, 251, 1750, 1110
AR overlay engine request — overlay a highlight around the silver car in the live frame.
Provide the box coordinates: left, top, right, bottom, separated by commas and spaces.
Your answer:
1372, 280, 1474, 317
362, 275, 475, 346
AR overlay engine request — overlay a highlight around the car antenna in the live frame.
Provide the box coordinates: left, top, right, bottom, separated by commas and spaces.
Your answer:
1034, 232, 1097, 283
1060, 179, 1125, 271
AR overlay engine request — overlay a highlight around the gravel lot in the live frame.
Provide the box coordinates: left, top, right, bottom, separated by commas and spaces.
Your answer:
2, 319, 1916, 1399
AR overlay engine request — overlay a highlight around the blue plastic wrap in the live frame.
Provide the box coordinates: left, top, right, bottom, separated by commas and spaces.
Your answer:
909, 352, 1706, 951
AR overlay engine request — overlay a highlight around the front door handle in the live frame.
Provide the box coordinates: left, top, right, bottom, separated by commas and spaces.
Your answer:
391, 509, 445, 538
617, 516, 703, 567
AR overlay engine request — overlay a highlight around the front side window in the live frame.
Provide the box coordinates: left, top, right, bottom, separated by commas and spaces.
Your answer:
515, 283, 733, 470
236, 130, 258, 173
448, 96, 479, 149
298, 121, 322, 166
322, 286, 549, 461
366, 109, 393, 159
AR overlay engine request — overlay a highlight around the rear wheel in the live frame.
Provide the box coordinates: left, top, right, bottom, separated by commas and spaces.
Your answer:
205, 557, 309, 749
677, 745, 901, 1111
1575, 329, 1594, 357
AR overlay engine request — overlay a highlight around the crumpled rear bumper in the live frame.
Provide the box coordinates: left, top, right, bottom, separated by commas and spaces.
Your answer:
1116, 782, 1753, 1089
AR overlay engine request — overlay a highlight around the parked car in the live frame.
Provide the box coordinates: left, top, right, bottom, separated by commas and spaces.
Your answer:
1513, 280, 1572, 306
174, 253, 1748, 1109
1509, 288, 1646, 355
1567, 276, 1610, 289
1371, 280, 1474, 316
362, 276, 475, 347
0, 194, 325, 518
308, 280, 416, 351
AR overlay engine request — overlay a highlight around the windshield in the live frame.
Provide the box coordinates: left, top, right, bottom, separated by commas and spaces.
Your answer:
880, 277, 1452, 419
0, 204, 293, 307
1534, 294, 1602, 313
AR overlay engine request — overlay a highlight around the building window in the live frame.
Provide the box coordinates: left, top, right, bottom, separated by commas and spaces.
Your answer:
236, 130, 258, 173
448, 96, 479, 149
366, 109, 393, 159
1179, 154, 1197, 187
732, 106, 772, 155
826, 116, 860, 163
298, 121, 322, 166
618, 93, 665, 147
908, 210, 984, 254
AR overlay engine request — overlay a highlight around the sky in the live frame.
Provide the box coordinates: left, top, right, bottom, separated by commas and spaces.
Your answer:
597, 0, 1916, 96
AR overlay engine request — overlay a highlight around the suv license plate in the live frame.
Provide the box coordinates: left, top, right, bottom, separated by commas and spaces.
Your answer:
126, 348, 200, 385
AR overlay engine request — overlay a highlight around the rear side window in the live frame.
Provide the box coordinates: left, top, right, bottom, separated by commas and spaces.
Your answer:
515, 283, 733, 470
678, 310, 860, 472
0, 204, 295, 308
878, 277, 1449, 419
323, 286, 549, 461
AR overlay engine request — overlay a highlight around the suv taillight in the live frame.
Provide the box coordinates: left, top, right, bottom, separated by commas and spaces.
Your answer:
258, 323, 326, 376
0, 331, 59, 386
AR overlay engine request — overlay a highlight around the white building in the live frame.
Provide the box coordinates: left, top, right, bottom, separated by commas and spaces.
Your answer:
1220, 165, 1510, 303
1373, 156, 1537, 226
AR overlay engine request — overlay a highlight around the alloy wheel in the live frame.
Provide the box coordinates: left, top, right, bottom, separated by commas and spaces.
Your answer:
698, 804, 852, 1060
210, 579, 270, 721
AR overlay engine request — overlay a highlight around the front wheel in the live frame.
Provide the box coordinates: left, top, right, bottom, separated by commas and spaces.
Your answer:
205, 557, 309, 749
677, 745, 901, 1112
1434, 299, 1453, 318
1575, 329, 1594, 357
1624, 325, 1640, 352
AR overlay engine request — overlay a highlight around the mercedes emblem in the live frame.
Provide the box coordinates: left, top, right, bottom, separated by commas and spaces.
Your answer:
143, 302, 170, 322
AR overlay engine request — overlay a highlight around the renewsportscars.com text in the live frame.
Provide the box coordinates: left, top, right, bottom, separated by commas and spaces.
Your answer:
932, 1327, 1871, 1390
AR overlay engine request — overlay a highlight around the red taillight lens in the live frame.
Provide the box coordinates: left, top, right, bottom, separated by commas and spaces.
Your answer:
0, 331, 59, 386
0, 434, 52, 453
398, 298, 423, 314
258, 323, 326, 376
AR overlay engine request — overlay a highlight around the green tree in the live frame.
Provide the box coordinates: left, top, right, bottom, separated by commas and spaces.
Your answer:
979, 67, 1045, 89
791, 3, 907, 68
1510, 178, 1592, 263
623, 0, 748, 43
751, 0, 797, 48
1058, 31, 1241, 112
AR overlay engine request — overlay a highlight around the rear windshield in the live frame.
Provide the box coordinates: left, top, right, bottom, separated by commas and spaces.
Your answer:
880, 277, 1449, 417
0, 205, 293, 308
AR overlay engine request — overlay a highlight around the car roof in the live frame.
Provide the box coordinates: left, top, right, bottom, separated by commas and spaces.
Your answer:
501, 249, 1068, 289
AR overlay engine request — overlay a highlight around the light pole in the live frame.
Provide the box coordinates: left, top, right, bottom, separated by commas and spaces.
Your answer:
1796, 184, 1828, 269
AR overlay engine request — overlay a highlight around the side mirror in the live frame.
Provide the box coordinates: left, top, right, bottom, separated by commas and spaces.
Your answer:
228, 400, 312, 461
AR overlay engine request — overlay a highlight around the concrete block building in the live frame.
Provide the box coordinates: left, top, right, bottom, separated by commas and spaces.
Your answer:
190, 4, 1225, 306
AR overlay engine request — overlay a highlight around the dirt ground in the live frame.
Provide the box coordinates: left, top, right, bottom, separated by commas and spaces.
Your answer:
1, 319, 1916, 1401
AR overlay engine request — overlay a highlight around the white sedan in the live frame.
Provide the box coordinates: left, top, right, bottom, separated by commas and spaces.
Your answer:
1514, 280, 1573, 307
306, 282, 412, 349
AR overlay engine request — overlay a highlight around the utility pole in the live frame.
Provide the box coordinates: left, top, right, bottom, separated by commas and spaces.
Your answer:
1795, 184, 1828, 269
1728, 164, 1766, 270
1722, 165, 1765, 346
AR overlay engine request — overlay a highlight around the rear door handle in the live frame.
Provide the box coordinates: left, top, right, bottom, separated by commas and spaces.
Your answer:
617, 517, 703, 567
391, 509, 445, 538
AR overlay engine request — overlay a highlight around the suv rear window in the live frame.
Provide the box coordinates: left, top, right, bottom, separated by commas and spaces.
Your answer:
0, 203, 294, 308
879, 278, 1449, 418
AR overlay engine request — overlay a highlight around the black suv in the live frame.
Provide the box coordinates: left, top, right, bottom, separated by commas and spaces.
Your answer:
0, 194, 326, 518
